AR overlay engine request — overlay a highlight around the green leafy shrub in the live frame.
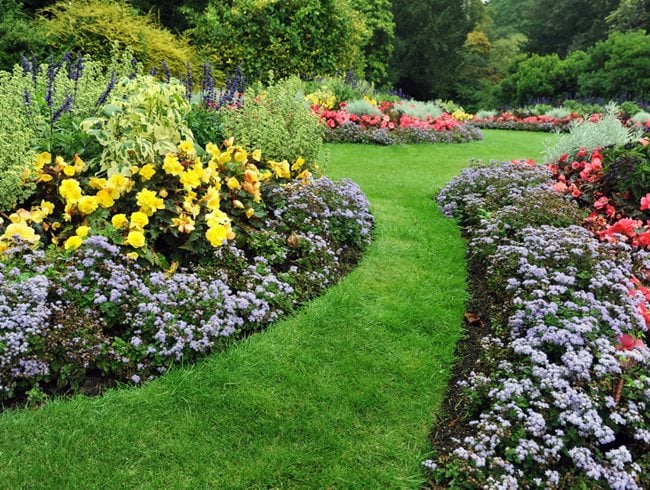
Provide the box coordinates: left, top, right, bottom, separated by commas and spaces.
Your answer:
395, 100, 443, 120
37, 0, 201, 76
577, 30, 650, 100
631, 111, 650, 124
81, 75, 194, 174
0, 0, 48, 72
344, 98, 383, 116
305, 74, 377, 108
349, 0, 395, 86
544, 106, 643, 163
498, 53, 577, 107
0, 55, 121, 211
544, 107, 572, 119
222, 77, 324, 167
187, 0, 365, 81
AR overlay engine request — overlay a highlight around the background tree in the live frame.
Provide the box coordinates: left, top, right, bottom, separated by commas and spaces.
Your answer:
187, 0, 365, 82
606, 0, 650, 33
349, 0, 395, 87
521, 0, 619, 55
391, 0, 483, 100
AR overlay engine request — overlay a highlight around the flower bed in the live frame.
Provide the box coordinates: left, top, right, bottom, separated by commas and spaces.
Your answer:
0, 56, 374, 406
429, 156, 649, 488
470, 111, 585, 132
312, 102, 483, 145
0, 172, 373, 405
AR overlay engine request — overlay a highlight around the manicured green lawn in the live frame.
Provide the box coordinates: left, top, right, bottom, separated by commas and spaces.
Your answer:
0, 130, 554, 489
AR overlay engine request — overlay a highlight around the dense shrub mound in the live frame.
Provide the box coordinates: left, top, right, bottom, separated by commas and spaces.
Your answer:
429, 158, 649, 488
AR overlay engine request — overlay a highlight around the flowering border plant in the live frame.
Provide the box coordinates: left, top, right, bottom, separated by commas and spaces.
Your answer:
429, 158, 649, 488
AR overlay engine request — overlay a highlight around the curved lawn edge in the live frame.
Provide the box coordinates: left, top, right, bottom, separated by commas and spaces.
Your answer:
0, 131, 555, 488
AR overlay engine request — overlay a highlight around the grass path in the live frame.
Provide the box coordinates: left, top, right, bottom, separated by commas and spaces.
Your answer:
0, 130, 554, 488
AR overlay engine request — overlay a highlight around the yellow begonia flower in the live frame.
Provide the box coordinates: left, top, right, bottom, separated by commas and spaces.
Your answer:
126, 252, 139, 260
63, 165, 76, 177
233, 200, 244, 209
291, 157, 305, 171
34, 152, 52, 170
159, 189, 169, 198
3, 222, 39, 244
205, 142, 220, 157
125, 231, 146, 248
111, 214, 128, 229
107, 174, 130, 193
171, 214, 195, 234
179, 169, 202, 190
72, 155, 84, 172
205, 224, 230, 247
59, 179, 82, 204
40, 200, 55, 215
64, 235, 83, 250
136, 188, 165, 216
52, 221, 61, 230
38, 174, 53, 183
163, 154, 184, 176
89, 177, 107, 190
234, 150, 247, 163
10, 209, 31, 223
129, 211, 149, 229
77, 196, 99, 215
178, 140, 196, 155
245, 208, 255, 218
252, 149, 262, 162
30, 210, 46, 224
130, 166, 140, 175
298, 170, 312, 180
139, 164, 156, 181
224, 137, 234, 147
227, 177, 241, 190
96, 189, 117, 208
76, 226, 90, 237
269, 160, 291, 179
204, 186, 221, 211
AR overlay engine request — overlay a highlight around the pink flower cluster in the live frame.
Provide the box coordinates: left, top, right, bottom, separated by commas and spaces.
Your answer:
473, 111, 584, 130
311, 103, 461, 133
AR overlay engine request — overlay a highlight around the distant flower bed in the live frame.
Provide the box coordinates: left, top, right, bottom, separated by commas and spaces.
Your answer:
471, 111, 585, 132
471, 110, 650, 134
311, 101, 483, 144
429, 142, 650, 487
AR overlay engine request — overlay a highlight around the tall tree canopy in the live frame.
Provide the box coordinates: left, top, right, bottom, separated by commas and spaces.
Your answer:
391, 0, 483, 100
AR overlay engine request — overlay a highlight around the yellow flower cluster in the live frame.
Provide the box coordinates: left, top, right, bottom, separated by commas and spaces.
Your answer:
363, 95, 378, 106
1, 139, 313, 261
305, 90, 337, 109
452, 109, 474, 121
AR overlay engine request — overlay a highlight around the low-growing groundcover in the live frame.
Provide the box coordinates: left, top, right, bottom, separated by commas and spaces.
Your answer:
0, 131, 551, 487
431, 149, 650, 487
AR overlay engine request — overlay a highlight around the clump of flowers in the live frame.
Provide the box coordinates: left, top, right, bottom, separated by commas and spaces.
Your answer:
430, 160, 650, 488
0, 139, 311, 266
310, 98, 482, 145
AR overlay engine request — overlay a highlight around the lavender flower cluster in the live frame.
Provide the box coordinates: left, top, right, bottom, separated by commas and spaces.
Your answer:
437, 161, 553, 225
323, 122, 483, 145
430, 164, 650, 489
0, 178, 373, 403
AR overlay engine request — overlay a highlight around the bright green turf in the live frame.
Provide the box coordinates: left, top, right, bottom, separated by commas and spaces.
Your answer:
0, 130, 555, 489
